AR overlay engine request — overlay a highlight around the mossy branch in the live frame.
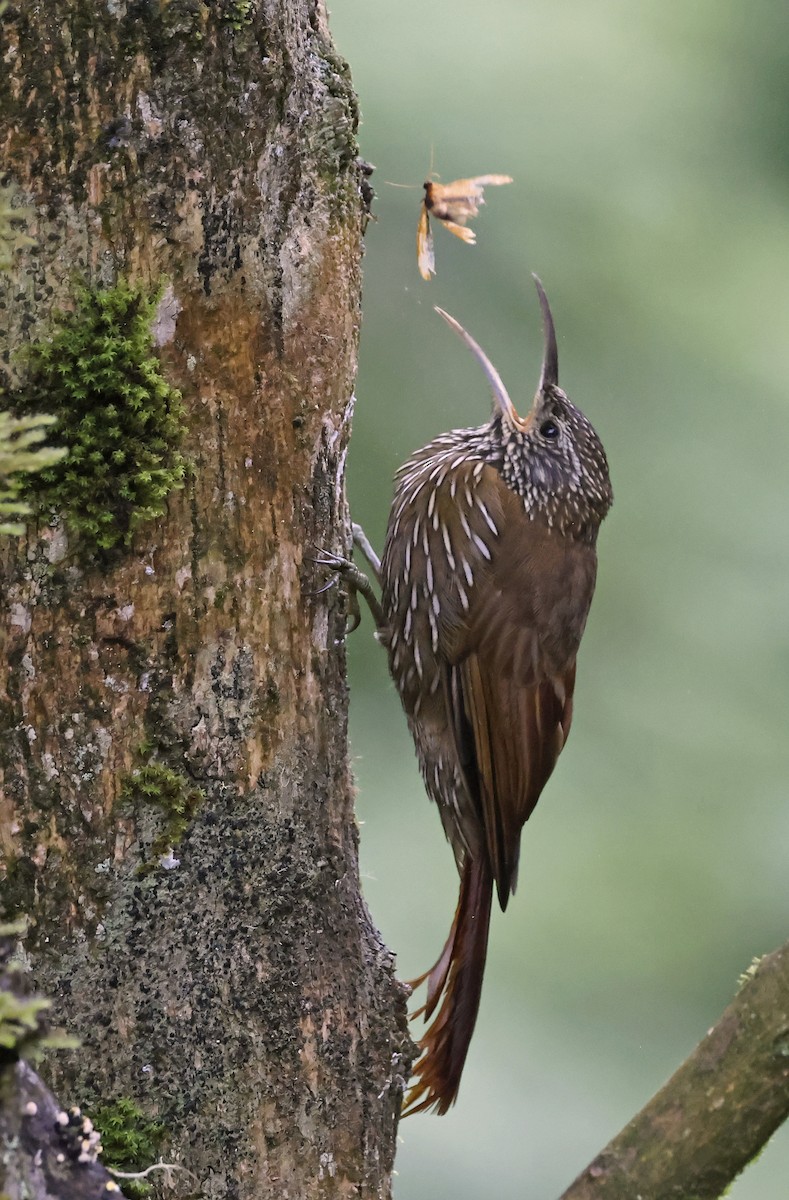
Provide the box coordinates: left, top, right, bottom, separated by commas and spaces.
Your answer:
558, 940, 789, 1200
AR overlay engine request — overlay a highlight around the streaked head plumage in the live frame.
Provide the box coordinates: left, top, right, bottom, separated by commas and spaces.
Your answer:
435, 277, 613, 534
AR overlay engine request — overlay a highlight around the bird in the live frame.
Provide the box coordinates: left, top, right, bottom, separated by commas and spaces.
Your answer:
375, 277, 613, 1114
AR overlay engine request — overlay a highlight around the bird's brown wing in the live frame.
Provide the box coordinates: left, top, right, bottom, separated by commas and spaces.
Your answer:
441, 474, 596, 906
382, 455, 597, 906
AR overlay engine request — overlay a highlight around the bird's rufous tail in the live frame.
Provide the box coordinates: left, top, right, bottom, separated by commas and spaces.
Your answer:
403, 857, 493, 1115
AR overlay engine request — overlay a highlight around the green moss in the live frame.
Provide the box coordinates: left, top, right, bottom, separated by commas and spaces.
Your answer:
87, 1097, 165, 1199
216, 0, 254, 29
119, 762, 204, 873
0, 920, 79, 1065
213, 583, 230, 610
153, 0, 208, 43
0, 989, 50, 1057
0, 411, 67, 534
13, 281, 187, 553
0, 185, 67, 536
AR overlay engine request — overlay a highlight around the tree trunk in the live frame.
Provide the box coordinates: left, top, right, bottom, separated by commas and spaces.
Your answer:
0, 3, 411, 1196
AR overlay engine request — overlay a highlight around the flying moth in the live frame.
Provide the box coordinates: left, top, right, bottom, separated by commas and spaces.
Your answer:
417, 174, 513, 280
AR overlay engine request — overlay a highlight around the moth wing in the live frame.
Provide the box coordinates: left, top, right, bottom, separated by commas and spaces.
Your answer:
417, 202, 435, 280
466, 173, 513, 187
442, 219, 476, 245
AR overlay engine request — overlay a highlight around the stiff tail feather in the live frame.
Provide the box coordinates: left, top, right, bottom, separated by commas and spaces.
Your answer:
403, 857, 493, 1115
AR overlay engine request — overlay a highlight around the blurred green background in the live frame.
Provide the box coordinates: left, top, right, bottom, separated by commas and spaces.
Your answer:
329, 1, 789, 1196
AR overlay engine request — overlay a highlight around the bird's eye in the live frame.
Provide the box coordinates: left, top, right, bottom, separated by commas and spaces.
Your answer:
539, 419, 559, 440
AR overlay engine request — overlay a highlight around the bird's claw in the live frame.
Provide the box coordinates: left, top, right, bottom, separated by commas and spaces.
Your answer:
346, 593, 362, 634
310, 547, 354, 575
311, 547, 366, 634
310, 544, 384, 633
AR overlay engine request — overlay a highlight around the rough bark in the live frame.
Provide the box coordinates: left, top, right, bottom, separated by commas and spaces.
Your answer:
559, 941, 789, 1200
0, 3, 411, 1197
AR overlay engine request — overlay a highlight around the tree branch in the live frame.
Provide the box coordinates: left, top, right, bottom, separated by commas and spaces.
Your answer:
559, 940, 789, 1199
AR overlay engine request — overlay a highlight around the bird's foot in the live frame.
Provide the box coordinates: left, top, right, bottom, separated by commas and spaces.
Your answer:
351, 522, 382, 583
311, 546, 384, 632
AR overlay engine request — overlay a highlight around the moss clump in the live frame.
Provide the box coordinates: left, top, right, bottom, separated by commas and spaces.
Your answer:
14, 281, 187, 552
0, 184, 66, 535
0, 412, 66, 536
87, 1097, 165, 1199
0, 988, 51, 1061
216, 0, 254, 29
119, 762, 204, 872
0, 920, 78, 1066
